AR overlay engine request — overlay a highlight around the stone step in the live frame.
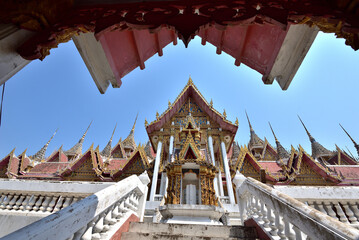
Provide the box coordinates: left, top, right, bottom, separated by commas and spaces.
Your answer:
126, 222, 257, 239
121, 232, 251, 240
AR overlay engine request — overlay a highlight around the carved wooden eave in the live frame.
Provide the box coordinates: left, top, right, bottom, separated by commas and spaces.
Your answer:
112, 147, 149, 179
231, 145, 278, 182
146, 78, 238, 152
285, 145, 342, 185
0, 148, 16, 178
260, 138, 278, 161
111, 138, 126, 159
59, 144, 102, 179
326, 145, 358, 166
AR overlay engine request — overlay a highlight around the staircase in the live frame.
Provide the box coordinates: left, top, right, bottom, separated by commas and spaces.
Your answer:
121, 222, 258, 240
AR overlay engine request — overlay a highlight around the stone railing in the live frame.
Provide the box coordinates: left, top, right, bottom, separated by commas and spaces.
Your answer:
0, 193, 84, 213
274, 185, 359, 230
2, 172, 150, 240
233, 173, 359, 240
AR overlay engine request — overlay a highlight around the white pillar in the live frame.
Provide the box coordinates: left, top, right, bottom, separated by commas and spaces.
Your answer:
221, 140, 235, 204
149, 139, 162, 201
169, 134, 174, 162
208, 134, 222, 197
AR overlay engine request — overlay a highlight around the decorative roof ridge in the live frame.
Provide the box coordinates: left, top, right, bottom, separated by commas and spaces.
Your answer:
298, 116, 333, 159
101, 123, 117, 157
0, 148, 16, 164
64, 121, 92, 156
30, 129, 58, 161
297, 145, 341, 181
340, 123, 359, 157
148, 77, 236, 127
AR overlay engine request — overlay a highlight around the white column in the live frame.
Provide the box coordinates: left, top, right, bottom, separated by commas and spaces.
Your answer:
169, 135, 174, 162
221, 140, 235, 204
208, 134, 222, 197
149, 139, 162, 201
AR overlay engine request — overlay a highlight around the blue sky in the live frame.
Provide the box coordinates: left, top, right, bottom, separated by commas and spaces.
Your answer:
1, 31, 359, 159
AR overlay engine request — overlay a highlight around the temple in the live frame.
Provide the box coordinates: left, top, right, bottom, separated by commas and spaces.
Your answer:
1, 78, 359, 239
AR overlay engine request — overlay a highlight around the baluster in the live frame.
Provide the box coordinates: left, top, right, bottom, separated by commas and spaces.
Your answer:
252, 197, 259, 219
104, 208, 116, 225
0, 194, 11, 209
333, 202, 349, 223
13, 195, 25, 210
20, 195, 31, 211
284, 220, 295, 240
342, 202, 358, 224
33, 196, 44, 211
292, 225, 303, 240
239, 195, 247, 224
323, 201, 338, 220
80, 220, 96, 240
262, 204, 271, 229
26, 195, 36, 211
307, 201, 316, 210
72, 226, 86, 240
40, 196, 51, 212
245, 196, 253, 217
71, 197, 79, 205
257, 199, 265, 224
93, 213, 105, 233
62, 197, 73, 209
349, 201, 359, 223
7, 194, 18, 210
267, 207, 278, 236
112, 203, 120, 219
274, 211, 286, 240
53, 196, 65, 212
314, 201, 327, 214
0, 195, 6, 205
46, 196, 57, 212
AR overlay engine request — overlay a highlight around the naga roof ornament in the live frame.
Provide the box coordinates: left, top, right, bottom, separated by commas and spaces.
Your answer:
340, 124, 359, 157
298, 116, 333, 159
30, 129, 58, 161
122, 114, 138, 150
101, 123, 117, 157
269, 122, 290, 165
64, 121, 92, 156
245, 111, 264, 147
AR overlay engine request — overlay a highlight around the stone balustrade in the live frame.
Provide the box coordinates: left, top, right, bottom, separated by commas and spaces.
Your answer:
2, 172, 150, 240
0, 193, 84, 213
233, 173, 359, 240
219, 196, 230, 204
274, 185, 359, 230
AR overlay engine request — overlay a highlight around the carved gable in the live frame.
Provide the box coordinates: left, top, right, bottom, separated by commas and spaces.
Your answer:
64, 154, 98, 181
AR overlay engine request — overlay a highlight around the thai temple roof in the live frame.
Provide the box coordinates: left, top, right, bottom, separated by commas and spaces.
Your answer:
298, 116, 334, 159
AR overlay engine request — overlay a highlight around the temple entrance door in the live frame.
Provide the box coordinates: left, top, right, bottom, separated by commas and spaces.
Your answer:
182, 170, 199, 204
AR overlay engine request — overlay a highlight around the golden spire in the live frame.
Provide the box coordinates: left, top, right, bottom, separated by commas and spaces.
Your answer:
168, 100, 171, 108
340, 123, 359, 157
123, 114, 138, 150
268, 122, 290, 164
156, 111, 159, 120
145, 118, 148, 126
245, 110, 253, 131
235, 117, 239, 126
210, 99, 213, 108
223, 109, 227, 119
268, 122, 278, 142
